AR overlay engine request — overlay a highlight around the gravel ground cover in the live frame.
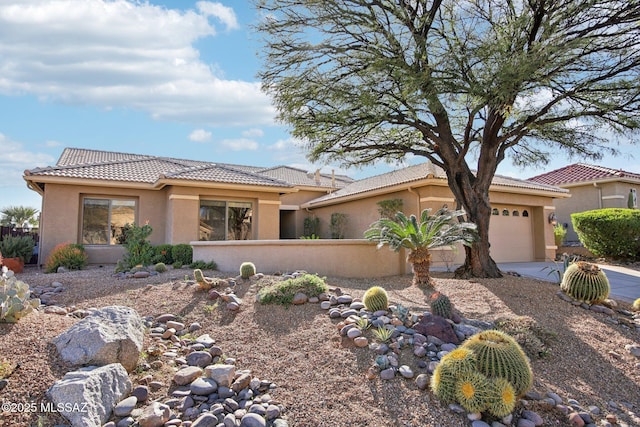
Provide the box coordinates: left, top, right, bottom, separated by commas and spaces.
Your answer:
1, 265, 639, 427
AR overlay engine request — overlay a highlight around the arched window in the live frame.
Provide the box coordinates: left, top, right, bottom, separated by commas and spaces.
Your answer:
512, 210, 520, 217
522, 210, 529, 217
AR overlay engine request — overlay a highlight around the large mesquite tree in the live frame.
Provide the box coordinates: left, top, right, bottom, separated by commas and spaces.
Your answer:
254, 0, 640, 278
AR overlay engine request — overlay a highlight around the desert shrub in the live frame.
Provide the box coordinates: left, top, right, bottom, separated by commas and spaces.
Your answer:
120, 223, 154, 267
494, 316, 555, 359
257, 274, 328, 305
45, 243, 88, 273
571, 208, 640, 260
152, 244, 174, 264
330, 212, 348, 239
171, 244, 193, 265
303, 216, 320, 237
553, 223, 567, 247
189, 260, 217, 270
0, 235, 35, 263
154, 262, 168, 273
0, 268, 40, 323
172, 261, 183, 269
239, 261, 256, 279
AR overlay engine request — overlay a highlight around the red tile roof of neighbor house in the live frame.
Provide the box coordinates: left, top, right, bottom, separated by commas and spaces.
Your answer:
527, 163, 640, 186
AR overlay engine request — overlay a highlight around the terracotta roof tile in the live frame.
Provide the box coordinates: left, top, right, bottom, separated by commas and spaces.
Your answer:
257, 166, 353, 188
305, 162, 567, 206
528, 163, 640, 185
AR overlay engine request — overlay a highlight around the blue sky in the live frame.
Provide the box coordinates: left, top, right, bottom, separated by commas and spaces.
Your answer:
1, 0, 638, 211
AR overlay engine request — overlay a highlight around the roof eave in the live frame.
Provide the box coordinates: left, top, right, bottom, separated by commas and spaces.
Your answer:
153, 178, 298, 194
553, 177, 640, 188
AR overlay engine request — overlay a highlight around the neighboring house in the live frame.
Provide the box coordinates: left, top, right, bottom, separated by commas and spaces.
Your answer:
528, 163, 640, 243
24, 148, 568, 273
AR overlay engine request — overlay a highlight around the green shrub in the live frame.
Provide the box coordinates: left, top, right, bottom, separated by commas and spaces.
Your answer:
0, 235, 35, 263
45, 242, 88, 273
1, 269, 40, 323
330, 212, 348, 239
572, 208, 640, 260
553, 223, 567, 247
171, 244, 193, 265
239, 262, 256, 279
303, 216, 319, 237
189, 260, 217, 270
152, 244, 174, 264
119, 223, 154, 267
257, 274, 328, 305
154, 262, 168, 273
172, 261, 183, 269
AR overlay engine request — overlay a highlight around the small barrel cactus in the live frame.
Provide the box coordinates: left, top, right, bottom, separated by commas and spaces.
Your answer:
455, 371, 492, 413
239, 262, 256, 279
633, 298, 640, 312
193, 268, 215, 290
430, 292, 453, 319
363, 286, 388, 312
461, 330, 533, 397
430, 361, 461, 404
486, 377, 517, 418
560, 261, 610, 304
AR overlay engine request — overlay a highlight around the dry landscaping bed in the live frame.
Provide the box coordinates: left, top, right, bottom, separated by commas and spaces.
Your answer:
1, 265, 639, 427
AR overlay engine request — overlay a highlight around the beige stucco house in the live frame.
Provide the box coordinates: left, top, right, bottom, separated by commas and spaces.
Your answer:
528, 163, 640, 243
24, 148, 568, 276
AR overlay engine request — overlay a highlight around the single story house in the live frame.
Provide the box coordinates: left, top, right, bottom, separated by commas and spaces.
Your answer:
24, 148, 568, 277
528, 163, 640, 243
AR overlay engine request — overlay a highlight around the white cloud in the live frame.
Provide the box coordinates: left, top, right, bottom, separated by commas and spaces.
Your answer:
196, 1, 239, 31
0, 0, 274, 127
44, 140, 62, 148
189, 129, 212, 142
242, 128, 264, 138
219, 138, 258, 151
0, 133, 55, 188
268, 137, 302, 151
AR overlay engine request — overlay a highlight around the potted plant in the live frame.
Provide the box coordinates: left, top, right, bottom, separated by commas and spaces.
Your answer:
0, 235, 35, 273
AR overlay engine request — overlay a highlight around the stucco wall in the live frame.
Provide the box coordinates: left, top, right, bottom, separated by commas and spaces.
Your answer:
38, 183, 168, 265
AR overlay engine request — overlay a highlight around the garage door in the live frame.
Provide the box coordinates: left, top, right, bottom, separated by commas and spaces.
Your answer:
488, 207, 534, 262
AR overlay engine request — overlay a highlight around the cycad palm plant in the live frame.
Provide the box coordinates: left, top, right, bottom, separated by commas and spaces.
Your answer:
365, 208, 477, 287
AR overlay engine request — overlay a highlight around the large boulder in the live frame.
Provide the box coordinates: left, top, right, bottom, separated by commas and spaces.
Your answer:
53, 305, 144, 372
46, 363, 131, 427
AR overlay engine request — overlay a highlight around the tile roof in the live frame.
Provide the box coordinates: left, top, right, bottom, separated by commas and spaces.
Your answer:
305, 162, 567, 206
256, 166, 353, 188
527, 163, 640, 186
27, 148, 292, 188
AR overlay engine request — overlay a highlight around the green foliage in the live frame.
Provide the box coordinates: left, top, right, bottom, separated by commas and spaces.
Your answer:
152, 244, 174, 264
0, 206, 38, 227
299, 234, 320, 240
257, 274, 328, 305
189, 260, 218, 270
542, 253, 579, 284
553, 224, 567, 247
629, 189, 637, 209
171, 244, 193, 265
363, 286, 388, 312
494, 316, 555, 359
172, 261, 183, 269
303, 216, 320, 237
461, 330, 533, 398
429, 292, 453, 319
0, 235, 35, 263
120, 223, 154, 267
560, 261, 610, 304
1, 269, 40, 323
572, 209, 640, 260
365, 207, 477, 286
154, 263, 167, 273
391, 303, 409, 324
376, 199, 404, 219
355, 317, 370, 332
239, 262, 256, 279
330, 212, 348, 239
45, 243, 88, 273
371, 326, 393, 343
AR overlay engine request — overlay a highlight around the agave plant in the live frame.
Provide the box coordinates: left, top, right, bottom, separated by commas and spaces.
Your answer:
365, 207, 477, 287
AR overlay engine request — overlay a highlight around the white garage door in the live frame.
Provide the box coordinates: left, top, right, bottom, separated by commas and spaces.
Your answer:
488, 208, 534, 262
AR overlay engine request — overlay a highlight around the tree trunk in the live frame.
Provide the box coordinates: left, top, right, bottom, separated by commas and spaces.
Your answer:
408, 247, 435, 287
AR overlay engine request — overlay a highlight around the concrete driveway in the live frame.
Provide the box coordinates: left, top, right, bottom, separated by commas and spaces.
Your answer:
498, 262, 640, 303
